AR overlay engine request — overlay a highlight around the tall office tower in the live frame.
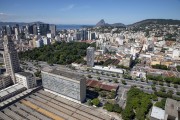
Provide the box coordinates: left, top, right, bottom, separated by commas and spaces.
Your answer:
33, 24, 37, 35
6, 25, 12, 35
14, 27, 19, 40
28, 25, 34, 34
2, 26, 7, 35
14, 27, 19, 36
81, 29, 88, 40
0, 29, 2, 38
88, 31, 91, 40
21, 26, 26, 33
37, 24, 50, 35
91, 32, 96, 40
3, 35, 21, 84
76, 32, 81, 40
50, 25, 56, 36
86, 47, 95, 67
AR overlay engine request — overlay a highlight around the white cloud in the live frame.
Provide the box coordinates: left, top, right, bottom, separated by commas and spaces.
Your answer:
0, 12, 17, 21
60, 4, 75, 11
0, 12, 9, 16
0, 13, 10, 21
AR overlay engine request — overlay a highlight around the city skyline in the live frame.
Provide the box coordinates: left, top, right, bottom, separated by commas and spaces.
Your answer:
0, 0, 180, 24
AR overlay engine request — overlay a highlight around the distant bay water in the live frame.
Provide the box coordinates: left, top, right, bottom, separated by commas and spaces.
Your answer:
56, 24, 94, 30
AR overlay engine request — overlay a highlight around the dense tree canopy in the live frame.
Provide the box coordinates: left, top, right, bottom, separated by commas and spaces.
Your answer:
122, 87, 152, 120
147, 75, 180, 85
152, 64, 170, 70
103, 103, 122, 113
19, 42, 93, 65
92, 98, 100, 106
154, 98, 166, 109
177, 66, 180, 72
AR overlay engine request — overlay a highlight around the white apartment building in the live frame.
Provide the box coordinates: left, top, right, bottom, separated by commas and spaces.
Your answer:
42, 37, 51, 45
15, 72, 36, 89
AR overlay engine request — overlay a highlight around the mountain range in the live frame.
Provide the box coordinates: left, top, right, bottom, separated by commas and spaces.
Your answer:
96, 19, 126, 27
0, 19, 180, 28
129, 19, 180, 27
0, 21, 46, 27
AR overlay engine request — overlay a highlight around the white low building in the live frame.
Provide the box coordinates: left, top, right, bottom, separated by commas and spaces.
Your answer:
47, 33, 54, 38
131, 71, 146, 80
150, 106, 165, 120
42, 37, 51, 45
15, 72, 36, 89
92, 65, 124, 74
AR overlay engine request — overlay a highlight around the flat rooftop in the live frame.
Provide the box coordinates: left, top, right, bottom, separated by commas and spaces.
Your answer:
16, 72, 33, 77
0, 89, 112, 120
42, 67, 85, 81
150, 106, 165, 120
86, 80, 119, 91
92, 65, 123, 74
0, 84, 25, 98
165, 98, 180, 118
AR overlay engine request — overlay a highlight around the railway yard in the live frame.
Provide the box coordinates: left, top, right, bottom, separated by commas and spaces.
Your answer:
0, 89, 112, 120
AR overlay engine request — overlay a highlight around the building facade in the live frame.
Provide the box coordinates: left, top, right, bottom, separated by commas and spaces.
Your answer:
165, 98, 180, 120
35, 38, 44, 47
87, 47, 95, 67
37, 24, 50, 35
0, 74, 13, 90
41, 68, 86, 102
81, 29, 88, 40
49, 25, 56, 36
15, 72, 36, 89
3, 35, 21, 83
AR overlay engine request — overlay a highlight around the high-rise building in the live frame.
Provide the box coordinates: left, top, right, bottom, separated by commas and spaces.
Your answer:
14, 27, 19, 40
3, 35, 21, 83
88, 30, 91, 40
87, 31, 96, 40
6, 25, 12, 35
42, 37, 50, 45
76, 32, 81, 40
37, 24, 50, 35
36, 38, 44, 47
87, 47, 95, 67
90, 32, 96, 40
0, 29, 2, 38
33, 24, 37, 35
49, 25, 56, 36
41, 67, 86, 102
14, 27, 19, 36
2, 26, 7, 35
28, 25, 34, 34
81, 29, 88, 40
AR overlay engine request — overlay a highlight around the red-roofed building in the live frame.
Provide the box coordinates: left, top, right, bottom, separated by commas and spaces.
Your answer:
79, 40, 95, 44
86, 80, 119, 92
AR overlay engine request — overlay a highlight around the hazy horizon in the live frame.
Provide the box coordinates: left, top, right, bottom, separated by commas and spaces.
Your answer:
0, 0, 180, 24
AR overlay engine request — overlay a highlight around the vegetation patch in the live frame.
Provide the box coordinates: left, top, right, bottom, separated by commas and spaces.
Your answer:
19, 42, 93, 65
122, 87, 152, 120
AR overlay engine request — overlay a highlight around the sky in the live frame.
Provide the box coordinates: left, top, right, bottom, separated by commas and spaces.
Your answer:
0, 0, 180, 25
